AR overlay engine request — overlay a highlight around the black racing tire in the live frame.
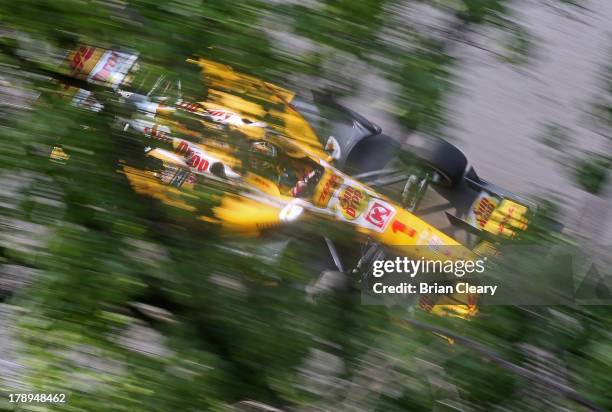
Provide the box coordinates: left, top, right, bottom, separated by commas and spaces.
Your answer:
344, 134, 400, 174
400, 135, 467, 187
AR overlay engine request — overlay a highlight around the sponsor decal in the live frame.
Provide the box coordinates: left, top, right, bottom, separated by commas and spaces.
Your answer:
91, 51, 119, 82
317, 174, 343, 207
87, 50, 137, 88
391, 220, 416, 237
175, 141, 209, 172
177, 102, 266, 127
416, 229, 430, 245
338, 186, 369, 220
177, 101, 203, 112
176, 140, 188, 153
427, 234, 446, 254
206, 109, 233, 122
160, 167, 190, 187
70, 46, 96, 74
467, 193, 500, 229
365, 201, 395, 230
143, 124, 170, 141
188, 154, 210, 172
415, 228, 452, 256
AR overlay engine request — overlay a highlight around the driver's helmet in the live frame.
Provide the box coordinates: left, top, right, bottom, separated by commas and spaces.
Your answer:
248, 140, 278, 176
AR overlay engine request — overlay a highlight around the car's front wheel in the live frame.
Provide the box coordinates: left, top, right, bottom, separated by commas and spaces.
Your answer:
399, 134, 468, 187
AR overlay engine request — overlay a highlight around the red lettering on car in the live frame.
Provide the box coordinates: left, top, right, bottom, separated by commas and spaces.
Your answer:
391, 220, 416, 237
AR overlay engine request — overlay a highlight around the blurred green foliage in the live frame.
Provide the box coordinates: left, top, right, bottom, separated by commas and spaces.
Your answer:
576, 156, 610, 194
0, 1, 611, 412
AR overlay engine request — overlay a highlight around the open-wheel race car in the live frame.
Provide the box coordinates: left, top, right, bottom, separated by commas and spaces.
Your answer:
44, 46, 536, 317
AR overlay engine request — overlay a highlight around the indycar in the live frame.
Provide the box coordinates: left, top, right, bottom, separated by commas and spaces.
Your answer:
46, 46, 535, 316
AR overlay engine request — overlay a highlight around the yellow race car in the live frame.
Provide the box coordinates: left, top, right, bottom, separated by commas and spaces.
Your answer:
49, 46, 535, 317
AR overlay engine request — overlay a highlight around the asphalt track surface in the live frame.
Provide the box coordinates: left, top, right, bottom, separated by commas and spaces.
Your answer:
343, 0, 612, 247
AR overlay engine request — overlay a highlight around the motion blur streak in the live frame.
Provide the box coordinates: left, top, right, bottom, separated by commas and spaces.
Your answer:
0, 1, 610, 411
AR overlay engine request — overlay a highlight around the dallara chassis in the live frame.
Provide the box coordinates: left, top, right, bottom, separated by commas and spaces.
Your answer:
46, 46, 535, 317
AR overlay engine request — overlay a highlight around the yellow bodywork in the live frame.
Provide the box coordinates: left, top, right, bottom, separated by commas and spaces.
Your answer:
60, 47, 489, 320
190, 58, 331, 161
132, 56, 478, 319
